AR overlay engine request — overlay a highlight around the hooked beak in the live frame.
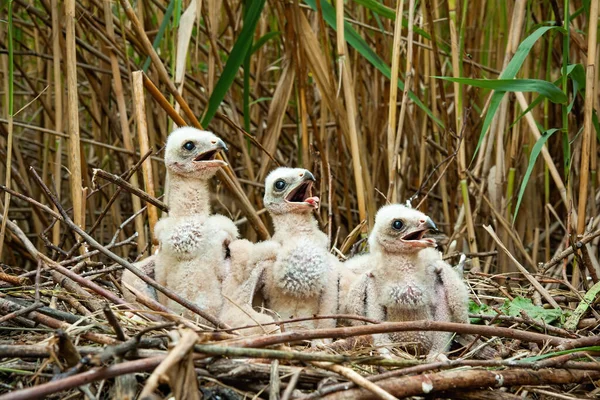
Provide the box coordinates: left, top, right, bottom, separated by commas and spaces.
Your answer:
193, 139, 228, 165
303, 171, 316, 182
401, 217, 438, 247
421, 217, 437, 232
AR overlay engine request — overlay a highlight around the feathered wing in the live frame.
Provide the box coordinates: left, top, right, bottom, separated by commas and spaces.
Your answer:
435, 260, 470, 323
343, 272, 370, 322
221, 258, 277, 335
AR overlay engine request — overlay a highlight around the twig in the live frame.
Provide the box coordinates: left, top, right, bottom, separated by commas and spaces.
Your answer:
139, 329, 198, 399
312, 362, 398, 400
0, 356, 165, 400
92, 169, 168, 212
320, 368, 600, 399
224, 320, 568, 348
484, 225, 561, 309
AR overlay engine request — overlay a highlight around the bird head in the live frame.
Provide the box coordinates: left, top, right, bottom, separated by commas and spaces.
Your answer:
264, 167, 319, 215
369, 204, 438, 254
164, 127, 228, 178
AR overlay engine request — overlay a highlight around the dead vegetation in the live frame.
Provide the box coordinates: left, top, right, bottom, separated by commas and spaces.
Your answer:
0, 0, 599, 398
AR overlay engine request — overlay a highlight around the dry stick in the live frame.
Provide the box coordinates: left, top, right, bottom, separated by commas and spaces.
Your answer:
389, 0, 417, 204
29, 168, 230, 329
64, 0, 84, 239
312, 362, 398, 400
92, 169, 168, 212
334, 0, 368, 227
103, 0, 146, 252
50, 0, 63, 246
0, 356, 165, 400
0, 297, 116, 345
542, 229, 600, 272
576, 0, 598, 237
139, 329, 198, 399
280, 369, 301, 400
386, 0, 405, 201
225, 320, 567, 348
132, 71, 159, 243
308, 358, 600, 399
321, 368, 600, 400
483, 225, 561, 309
0, 201, 159, 319
218, 314, 382, 333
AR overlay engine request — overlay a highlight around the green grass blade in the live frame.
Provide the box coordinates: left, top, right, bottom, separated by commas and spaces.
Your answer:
513, 128, 559, 221
201, 0, 267, 126
436, 77, 567, 103
304, 0, 443, 128
469, 25, 561, 160
352, 0, 434, 43
251, 31, 280, 55
143, 0, 176, 72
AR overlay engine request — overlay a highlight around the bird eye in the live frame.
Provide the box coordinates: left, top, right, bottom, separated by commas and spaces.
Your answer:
183, 141, 195, 151
274, 179, 286, 191
391, 220, 404, 231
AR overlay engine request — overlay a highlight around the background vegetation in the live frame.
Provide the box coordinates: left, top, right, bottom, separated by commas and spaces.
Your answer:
0, 0, 599, 397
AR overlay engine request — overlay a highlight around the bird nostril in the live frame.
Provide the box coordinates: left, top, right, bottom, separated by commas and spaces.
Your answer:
211, 140, 216, 144
419, 219, 425, 223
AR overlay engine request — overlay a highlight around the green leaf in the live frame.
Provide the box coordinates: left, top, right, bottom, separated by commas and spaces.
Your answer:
143, 0, 176, 72
502, 296, 563, 325
437, 77, 567, 104
251, 31, 280, 55
513, 128, 559, 221
470, 26, 561, 160
201, 0, 267, 126
520, 346, 600, 363
468, 300, 494, 324
351, 0, 435, 44
304, 0, 443, 127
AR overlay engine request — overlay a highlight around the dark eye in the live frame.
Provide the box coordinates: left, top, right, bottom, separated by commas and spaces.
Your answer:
183, 141, 195, 151
392, 220, 404, 231
274, 179, 286, 191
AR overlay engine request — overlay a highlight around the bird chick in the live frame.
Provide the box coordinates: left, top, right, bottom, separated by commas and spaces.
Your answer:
224, 168, 338, 341
346, 204, 469, 360
122, 128, 234, 322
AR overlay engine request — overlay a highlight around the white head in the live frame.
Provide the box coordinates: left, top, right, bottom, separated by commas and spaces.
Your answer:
264, 167, 319, 215
164, 127, 228, 179
369, 204, 438, 254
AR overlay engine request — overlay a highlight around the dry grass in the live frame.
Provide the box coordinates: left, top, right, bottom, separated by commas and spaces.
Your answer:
0, 0, 599, 398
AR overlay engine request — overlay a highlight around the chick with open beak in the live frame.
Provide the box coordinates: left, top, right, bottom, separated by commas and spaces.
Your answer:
221, 168, 339, 344
343, 204, 469, 360
123, 127, 239, 324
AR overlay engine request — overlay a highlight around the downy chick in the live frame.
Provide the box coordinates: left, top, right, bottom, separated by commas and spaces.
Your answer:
123, 127, 235, 321
223, 168, 339, 340
346, 204, 469, 360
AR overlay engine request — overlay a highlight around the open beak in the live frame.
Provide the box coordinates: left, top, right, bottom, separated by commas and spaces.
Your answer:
285, 171, 319, 209
193, 140, 228, 166
401, 217, 437, 247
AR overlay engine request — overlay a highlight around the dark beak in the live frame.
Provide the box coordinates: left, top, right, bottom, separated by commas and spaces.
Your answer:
422, 217, 437, 232
216, 139, 228, 153
303, 171, 316, 182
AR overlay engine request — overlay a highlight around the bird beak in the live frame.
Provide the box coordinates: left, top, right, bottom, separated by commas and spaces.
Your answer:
216, 139, 228, 153
303, 171, 316, 182
421, 217, 437, 232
